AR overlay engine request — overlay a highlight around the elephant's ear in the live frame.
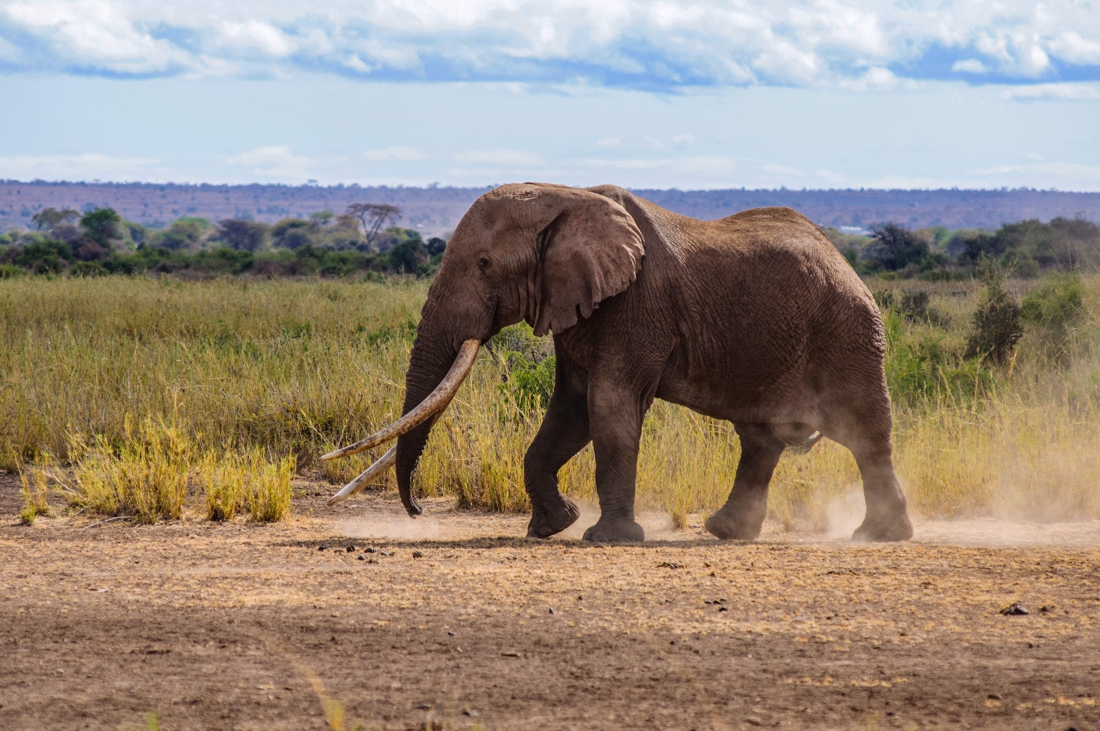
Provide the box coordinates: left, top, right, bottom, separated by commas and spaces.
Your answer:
531, 191, 644, 336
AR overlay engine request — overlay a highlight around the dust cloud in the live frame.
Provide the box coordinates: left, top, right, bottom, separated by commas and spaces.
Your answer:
556, 500, 683, 542
338, 515, 447, 541
334, 489, 1099, 547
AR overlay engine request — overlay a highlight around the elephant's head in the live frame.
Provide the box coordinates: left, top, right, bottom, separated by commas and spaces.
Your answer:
324, 184, 645, 515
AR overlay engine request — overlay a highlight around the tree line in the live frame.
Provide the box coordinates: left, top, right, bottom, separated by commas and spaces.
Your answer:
3, 203, 1097, 280
0, 203, 448, 278
824, 215, 1100, 280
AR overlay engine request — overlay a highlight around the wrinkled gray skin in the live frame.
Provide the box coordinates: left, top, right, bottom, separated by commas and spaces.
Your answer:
395, 183, 914, 543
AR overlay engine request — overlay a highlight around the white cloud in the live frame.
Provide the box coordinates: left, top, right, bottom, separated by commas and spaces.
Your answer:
1048, 32, 1100, 65
453, 149, 544, 166
0, 152, 161, 181
952, 59, 988, 74
671, 156, 734, 175
218, 21, 296, 58
815, 169, 847, 184
973, 160, 1100, 188
364, 146, 429, 161
839, 67, 897, 92
583, 158, 668, 170
3, 0, 190, 74
0, 1, 1098, 92
760, 163, 803, 177
343, 54, 372, 73
226, 145, 314, 179
673, 133, 694, 145
582, 156, 735, 175
1002, 83, 1100, 101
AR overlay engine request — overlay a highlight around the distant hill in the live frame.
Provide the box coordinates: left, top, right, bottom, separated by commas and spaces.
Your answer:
3, 180, 1098, 236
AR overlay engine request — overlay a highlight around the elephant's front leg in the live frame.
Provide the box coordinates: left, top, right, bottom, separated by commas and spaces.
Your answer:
581, 387, 651, 543
705, 423, 786, 540
524, 362, 590, 538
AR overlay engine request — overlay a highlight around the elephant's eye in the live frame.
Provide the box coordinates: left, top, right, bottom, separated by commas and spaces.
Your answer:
478, 257, 491, 271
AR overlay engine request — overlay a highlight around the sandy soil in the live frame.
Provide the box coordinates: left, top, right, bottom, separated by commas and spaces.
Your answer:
1, 472, 1098, 731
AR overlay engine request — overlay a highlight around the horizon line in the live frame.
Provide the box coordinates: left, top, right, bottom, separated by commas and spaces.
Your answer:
2, 179, 1098, 195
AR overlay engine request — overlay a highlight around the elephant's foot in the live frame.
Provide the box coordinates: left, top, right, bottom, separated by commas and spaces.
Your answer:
582, 517, 644, 543
527, 496, 581, 538
852, 512, 914, 542
704, 501, 766, 541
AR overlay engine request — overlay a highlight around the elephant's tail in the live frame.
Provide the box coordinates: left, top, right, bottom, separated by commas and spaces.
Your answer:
786, 430, 822, 455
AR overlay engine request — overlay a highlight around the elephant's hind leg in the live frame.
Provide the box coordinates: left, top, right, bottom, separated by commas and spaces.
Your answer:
524, 361, 589, 538
705, 423, 786, 541
827, 391, 914, 542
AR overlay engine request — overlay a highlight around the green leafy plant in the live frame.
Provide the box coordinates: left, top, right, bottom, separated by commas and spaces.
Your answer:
965, 264, 1024, 366
1022, 271, 1085, 357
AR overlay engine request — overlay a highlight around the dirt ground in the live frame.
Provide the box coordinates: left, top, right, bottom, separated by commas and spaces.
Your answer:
1, 472, 1098, 731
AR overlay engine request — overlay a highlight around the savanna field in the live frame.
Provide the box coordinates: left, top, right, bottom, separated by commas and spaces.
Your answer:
3, 272, 1100, 731
4, 273, 1100, 526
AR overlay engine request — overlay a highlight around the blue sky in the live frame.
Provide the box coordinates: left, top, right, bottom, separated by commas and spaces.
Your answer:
1, 1, 1099, 190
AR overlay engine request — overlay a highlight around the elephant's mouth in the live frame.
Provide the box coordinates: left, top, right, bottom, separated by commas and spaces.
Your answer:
321, 338, 481, 506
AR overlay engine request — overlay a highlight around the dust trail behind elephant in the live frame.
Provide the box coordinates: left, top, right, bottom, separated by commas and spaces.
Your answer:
823, 484, 1100, 546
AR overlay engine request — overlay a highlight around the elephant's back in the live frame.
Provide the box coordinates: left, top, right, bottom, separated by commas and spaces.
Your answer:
700, 206, 872, 306
664, 205, 885, 414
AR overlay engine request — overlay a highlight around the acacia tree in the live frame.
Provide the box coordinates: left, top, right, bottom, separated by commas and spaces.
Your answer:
31, 207, 79, 231
80, 207, 123, 247
345, 203, 401, 249
216, 219, 268, 252
866, 223, 929, 271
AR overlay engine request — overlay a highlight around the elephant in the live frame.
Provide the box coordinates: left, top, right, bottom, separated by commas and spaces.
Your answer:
323, 183, 914, 544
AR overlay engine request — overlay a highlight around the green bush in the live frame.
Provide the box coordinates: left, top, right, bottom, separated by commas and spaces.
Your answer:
883, 311, 994, 405
965, 265, 1024, 365
506, 355, 556, 412
490, 323, 557, 413
1022, 272, 1085, 356
13, 239, 72, 273
71, 261, 108, 277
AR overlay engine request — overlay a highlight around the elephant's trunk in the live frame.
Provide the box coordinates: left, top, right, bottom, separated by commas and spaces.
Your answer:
393, 326, 480, 517
320, 322, 479, 510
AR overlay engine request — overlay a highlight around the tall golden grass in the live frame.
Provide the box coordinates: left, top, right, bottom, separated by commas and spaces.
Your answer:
4, 275, 1098, 526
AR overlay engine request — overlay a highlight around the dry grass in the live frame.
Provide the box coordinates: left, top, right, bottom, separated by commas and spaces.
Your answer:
63, 417, 192, 522
196, 447, 296, 522
18, 459, 52, 524
5, 274, 1100, 528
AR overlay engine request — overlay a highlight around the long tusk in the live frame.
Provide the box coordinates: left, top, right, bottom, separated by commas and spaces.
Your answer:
321, 338, 480, 461
326, 445, 396, 506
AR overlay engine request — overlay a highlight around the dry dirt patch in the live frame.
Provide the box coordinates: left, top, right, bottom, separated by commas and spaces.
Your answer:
1, 473, 1098, 730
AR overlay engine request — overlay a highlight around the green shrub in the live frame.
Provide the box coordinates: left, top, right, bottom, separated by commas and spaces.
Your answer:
13, 239, 72, 273
505, 355, 556, 412
1022, 271, 1086, 356
71, 261, 108, 277
965, 265, 1024, 365
490, 323, 556, 413
884, 312, 994, 405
